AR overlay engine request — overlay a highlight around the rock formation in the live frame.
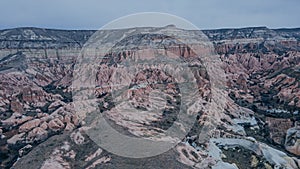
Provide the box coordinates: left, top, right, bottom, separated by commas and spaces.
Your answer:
0, 26, 299, 168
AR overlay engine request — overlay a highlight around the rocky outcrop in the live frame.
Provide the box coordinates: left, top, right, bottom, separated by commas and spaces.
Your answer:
285, 125, 300, 156
0, 26, 299, 168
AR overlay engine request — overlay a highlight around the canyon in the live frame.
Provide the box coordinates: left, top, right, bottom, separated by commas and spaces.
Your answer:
0, 26, 299, 169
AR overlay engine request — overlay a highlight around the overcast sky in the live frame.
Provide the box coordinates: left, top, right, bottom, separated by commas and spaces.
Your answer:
0, 0, 299, 30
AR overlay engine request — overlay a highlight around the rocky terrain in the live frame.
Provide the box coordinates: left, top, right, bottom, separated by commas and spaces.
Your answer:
0, 26, 299, 169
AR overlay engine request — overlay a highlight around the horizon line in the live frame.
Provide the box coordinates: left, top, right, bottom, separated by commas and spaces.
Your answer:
1, 25, 300, 32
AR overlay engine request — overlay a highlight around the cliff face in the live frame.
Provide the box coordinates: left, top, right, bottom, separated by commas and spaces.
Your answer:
0, 26, 299, 169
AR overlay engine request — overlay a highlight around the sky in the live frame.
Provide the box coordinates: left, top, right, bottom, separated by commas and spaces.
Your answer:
0, 0, 299, 30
